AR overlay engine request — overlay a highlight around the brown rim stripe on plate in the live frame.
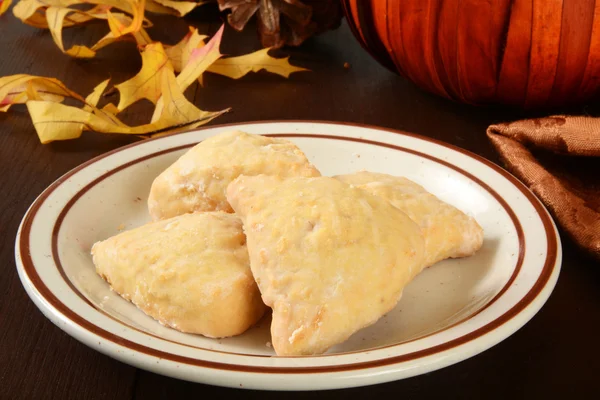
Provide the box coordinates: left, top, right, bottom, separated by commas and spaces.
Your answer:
50, 143, 270, 357
50, 145, 194, 311
19, 122, 558, 374
49, 135, 524, 357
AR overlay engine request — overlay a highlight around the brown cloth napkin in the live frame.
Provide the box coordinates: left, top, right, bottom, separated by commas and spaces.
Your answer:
487, 116, 600, 260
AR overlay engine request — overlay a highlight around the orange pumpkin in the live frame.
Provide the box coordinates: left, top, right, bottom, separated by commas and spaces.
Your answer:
342, 0, 600, 108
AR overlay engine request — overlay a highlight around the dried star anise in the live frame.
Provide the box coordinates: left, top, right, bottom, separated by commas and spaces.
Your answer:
217, 0, 342, 48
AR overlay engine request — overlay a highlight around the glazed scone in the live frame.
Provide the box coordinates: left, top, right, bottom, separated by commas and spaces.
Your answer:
227, 175, 425, 356
148, 130, 320, 220
335, 171, 484, 267
91, 212, 267, 338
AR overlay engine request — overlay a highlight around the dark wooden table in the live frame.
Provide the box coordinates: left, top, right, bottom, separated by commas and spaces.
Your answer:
1, 6, 599, 400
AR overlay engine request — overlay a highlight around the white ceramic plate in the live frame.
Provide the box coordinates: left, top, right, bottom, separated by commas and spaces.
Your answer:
15, 122, 561, 390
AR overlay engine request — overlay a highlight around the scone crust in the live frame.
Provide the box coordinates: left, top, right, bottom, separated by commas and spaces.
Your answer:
148, 130, 320, 220
227, 175, 425, 356
335, 171, 484, 267
91, 211, 267, 338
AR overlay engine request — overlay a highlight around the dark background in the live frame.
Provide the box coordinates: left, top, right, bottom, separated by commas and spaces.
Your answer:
1, 5, 599, 399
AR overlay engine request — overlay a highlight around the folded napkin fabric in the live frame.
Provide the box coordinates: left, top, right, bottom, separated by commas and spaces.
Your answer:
487, 116, 600, 260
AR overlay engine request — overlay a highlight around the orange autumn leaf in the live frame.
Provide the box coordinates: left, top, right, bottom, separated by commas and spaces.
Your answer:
0, 0, 12, 16
114, 42, 173, 111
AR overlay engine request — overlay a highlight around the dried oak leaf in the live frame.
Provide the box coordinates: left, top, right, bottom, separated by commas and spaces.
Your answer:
0, 40, 227, 142
13, 0, 154, 57
164, 26, 308, 79
114, 41, 175, 110
151, 25, 224, 121
165, 27, 209, 72
1, 19, 306, 143
0, 74, 82, 112
152, 0, 208, 17
25, 65, 226, 143
209, 47, 307, 78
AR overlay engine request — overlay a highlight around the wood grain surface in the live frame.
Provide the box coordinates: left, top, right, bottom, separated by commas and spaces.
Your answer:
1, 5, 599, 400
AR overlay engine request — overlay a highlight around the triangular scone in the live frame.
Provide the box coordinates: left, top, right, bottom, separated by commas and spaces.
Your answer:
91, 212, 267, 338
335, 171, 484, 268
227, 175, 425, 356
148, 130, 320, 220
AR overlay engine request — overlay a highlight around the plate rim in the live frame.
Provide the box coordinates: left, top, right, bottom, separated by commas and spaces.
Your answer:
14, 121, 562, 386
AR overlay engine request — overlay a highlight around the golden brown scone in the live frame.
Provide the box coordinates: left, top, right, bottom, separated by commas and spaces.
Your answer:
335, 171, 484, 267
148, 130, 320, 220
91, 212, 267, 338
227, 175, 425, 356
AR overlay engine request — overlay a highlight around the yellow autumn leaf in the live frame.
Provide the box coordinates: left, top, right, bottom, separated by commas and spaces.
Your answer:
6, 3, 309, 144
152, 25, 222, 122
106, 0, 145, 38
67, 4, 110, 25
82, 1, 153, 28
0, 74, 80, 100
164, 29, 307, 81
0, 103, 17, 112
46, 7, 96, 58
14, 0, 151, 27
165, 27, 207, 72
102, 103, 120, 115
0, 74, 83, 111
25, 82, 44, 100
27, 68, 227, 143
209, 48, 309, 79
85, 79, 110, 109
176, 24, 223, 90
115, 42, 173, 111
144, 0, 178, 15
12, 0, 52, 28
14, 0, 86, 28
25, 77, 126, 143
0, 93, 27, 112
27, 101, 89, 142
91, 19, 152, 51
86, 81, 127, 127
152, 0, 206, 17
91, 14, 152, 52
13, 0, 153, 57
1, 0, 12, 16
149, 67, 227, 134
